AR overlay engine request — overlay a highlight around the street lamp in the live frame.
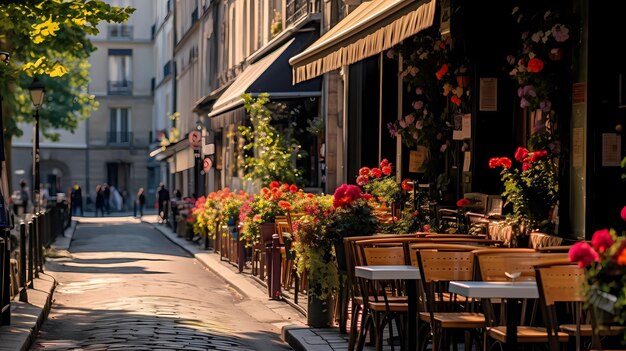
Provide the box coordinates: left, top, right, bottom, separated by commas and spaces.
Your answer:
28, 78, 45, 212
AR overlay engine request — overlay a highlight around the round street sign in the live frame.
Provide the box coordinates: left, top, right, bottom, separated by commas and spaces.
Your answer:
189, 131, 202, 150
203, 158, 212, 172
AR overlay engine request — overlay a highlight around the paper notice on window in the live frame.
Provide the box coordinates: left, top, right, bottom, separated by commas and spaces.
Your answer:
463, 152, 471, 172
409, 146, 428, 173
479, 78, 498, 111
462, 114, 471, 139
572, 128, 584, 168
602, 133, 621, 167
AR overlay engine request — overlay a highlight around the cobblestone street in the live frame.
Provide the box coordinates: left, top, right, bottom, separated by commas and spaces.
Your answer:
31, 217, 292, 350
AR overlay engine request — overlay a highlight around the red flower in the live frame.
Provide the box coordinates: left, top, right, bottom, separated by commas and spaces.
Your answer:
499, 157, 512, 169
527, 58, 544, 73
382, 165, 392, 176
262, 187, 270, 195
380, 159, 389, 168
451, 95, 461, 106
422, 224, 431, 232
530, 150, 548, 162
370, 168, 383, 178
306, 193, 314, 199
333, 184, 362, 208
289, 184, 298, 193
613, 240, 626, 265
281, 183, 290, 191
522, 162, 532, 171
362, 193, 373, 201
488, 157, 500, 168
568, 242, 599, 268
457, 198, 471, 207
359, 167, 371, 176
356, 175, 369, 186
253, 214, 262, 222
278, 200, 292, 211
514, 147, 529, 162
621, 205, 626, 222
401, 179, 413, 191
270, 181, 280, 189
435, 64, 449, 80
591, 229, 614, 253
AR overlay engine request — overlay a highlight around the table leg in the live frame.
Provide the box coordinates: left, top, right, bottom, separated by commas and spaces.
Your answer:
505, 298, 519, 350
407, 280, 417, 351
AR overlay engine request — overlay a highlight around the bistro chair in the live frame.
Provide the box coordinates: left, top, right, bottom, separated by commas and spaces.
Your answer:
534, 260, 625, 351
356, 239, 409, 351
474, 251, 569, 349
414, 244, 486, 351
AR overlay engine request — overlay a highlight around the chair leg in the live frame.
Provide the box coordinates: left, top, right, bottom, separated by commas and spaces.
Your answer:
348, 303, 361, 351
356, 311, 372, 351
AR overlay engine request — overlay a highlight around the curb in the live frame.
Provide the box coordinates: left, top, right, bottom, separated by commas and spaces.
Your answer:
281, 325, 341, 351
0, 274, 57, 351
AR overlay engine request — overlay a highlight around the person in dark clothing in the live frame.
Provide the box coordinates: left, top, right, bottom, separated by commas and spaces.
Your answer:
71, 182, 83, 216
157, 183, 170, 224
102, 183, 111, 214
95, 185, 105, 217
134, 187, 146, 217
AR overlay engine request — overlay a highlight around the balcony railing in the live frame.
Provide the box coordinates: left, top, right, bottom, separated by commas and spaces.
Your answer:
286, 0, 309, 27
107, 24, 133, 40
107, 80, 133, 95
107, 132, 133, 146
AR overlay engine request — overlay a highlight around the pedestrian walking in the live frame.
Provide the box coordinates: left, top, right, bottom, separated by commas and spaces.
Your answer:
95, 185, 105, 217
156, 183, 170, 224
12, 179, 30, 216
102, 183, 111, 214
134, 187, 146, 217
71, 182, 84, 216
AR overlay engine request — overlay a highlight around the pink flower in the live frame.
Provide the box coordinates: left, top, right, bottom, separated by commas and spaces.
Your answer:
415, 120, 423, 130
568, 242, 599, 268
415, 87, 424, 95
333, 184, 362, 208
621, 205, 626, 222
412, 101, 424, 110
530, 150, 548, 162
591, 229, 614, 253
405, 114, 415, 125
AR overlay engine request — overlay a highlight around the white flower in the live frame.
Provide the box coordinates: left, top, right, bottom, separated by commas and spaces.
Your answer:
528, 52, 536, 59
531, 31, 543, 43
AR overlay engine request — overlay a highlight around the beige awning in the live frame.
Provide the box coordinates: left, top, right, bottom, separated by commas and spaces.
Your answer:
289, 0, 436, 84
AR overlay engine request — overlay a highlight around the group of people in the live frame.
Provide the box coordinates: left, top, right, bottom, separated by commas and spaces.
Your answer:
68, 182, 174, 219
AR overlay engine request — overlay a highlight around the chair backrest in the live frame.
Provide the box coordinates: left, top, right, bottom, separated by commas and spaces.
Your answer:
417, 249, 476, 283
536, 245, 573, 253
361, 246, 406, 266
486, 195, 503, 216
463, 192, 488, 213
535, 262, 585, 305
409, 243, 482, 267
475, 251, 568, 281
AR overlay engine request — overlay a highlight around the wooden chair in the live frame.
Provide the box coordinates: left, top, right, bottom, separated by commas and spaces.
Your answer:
535, 260, 625, 351
475, 251, 569, 349
415, 245, 485, 351
356, 240, 409, 351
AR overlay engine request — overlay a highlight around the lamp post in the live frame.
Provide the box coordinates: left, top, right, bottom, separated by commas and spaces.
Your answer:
28, 78, 45, 213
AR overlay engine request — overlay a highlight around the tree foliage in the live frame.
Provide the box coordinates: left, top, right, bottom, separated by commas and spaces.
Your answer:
239, 93, 303, 186
0, 0, 134, 138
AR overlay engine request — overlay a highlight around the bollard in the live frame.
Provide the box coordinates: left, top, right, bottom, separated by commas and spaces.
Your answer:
18, 222, 28, 302
38, 212, 45, 272
32, 215, 40, 278
237, 236, 245, 273
27, 220, 34, 288
270, 234, 282, 300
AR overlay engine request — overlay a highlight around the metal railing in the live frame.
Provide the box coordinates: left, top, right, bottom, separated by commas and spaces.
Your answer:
285, 0, 310, 27
107, 80, 133, 95
0, 203, 70, 325
107, 132, 133, 145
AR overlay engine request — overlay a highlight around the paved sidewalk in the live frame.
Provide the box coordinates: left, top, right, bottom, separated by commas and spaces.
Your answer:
0, 221, 76, 351
141, 216, 388, 351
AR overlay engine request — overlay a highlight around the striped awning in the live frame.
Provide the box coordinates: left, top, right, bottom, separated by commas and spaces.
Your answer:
289, 0, 436, 84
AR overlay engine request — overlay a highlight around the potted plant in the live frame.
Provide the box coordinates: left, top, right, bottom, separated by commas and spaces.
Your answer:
488, 147, 558, 244
292, 194, 338, 327
325, 184, 377, 271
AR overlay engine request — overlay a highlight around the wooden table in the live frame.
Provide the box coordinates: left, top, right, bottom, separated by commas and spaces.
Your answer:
449, 281, 538, 350
355, 265, 421, 351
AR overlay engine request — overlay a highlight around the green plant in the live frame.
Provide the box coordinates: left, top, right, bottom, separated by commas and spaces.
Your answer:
238, 93, 302, 186
357, 159, 406, 207
306, 116, 325, 138
489, 147, 558, 234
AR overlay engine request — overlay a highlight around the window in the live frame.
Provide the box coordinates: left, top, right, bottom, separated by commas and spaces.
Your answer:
108, 49, 133, 95
108, 24, 133, 40
109, 108, 132, 145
